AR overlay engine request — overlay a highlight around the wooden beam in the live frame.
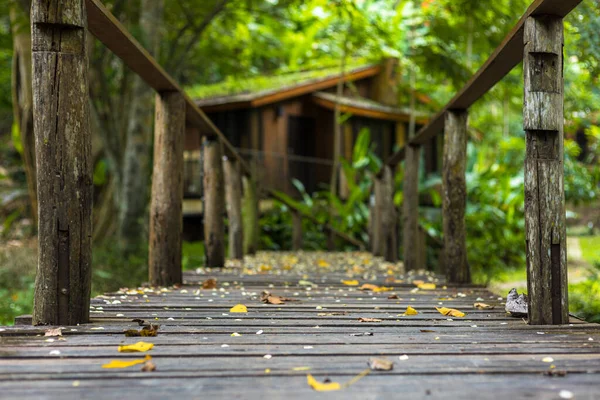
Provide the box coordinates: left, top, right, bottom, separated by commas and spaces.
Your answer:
224, 158, 244, 260
523, 16, 568, 325
32, 0, 92, 326
402, 144, 421, 271
149, 92, 185, 286
384, 0, 582, 166
203, 136, 226, 268
242, 175, 260, 255
374, 165, 398, 261
443, 110, 470, 284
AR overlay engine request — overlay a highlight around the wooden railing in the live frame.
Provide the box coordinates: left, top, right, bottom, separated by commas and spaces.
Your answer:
370, 0, 582, 325
30, 0, 362, 326
30, 0, 582, 327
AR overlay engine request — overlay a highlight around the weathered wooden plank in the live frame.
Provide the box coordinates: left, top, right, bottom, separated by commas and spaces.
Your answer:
224, 158, 244, 260
203, 136, 226, 268
292, 211, 303, 251
442, 110, 470, 284
402, 145, 421, 271
523, 16, 567, 325
149, 92, 185, 286
373, 166, 398, 261
31, 0, 92, 326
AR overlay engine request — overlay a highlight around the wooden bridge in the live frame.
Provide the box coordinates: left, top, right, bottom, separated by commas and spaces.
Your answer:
2, 0, 599, 398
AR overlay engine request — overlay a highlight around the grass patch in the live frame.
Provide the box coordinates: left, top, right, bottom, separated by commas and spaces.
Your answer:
187, 61, 369, 100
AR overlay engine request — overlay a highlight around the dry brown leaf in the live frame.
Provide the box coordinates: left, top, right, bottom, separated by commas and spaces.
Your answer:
368, 357, 394, 371
387, 294, 399, 299
261, 291, 296, 305
358, 317, 382, 322
141, 359, 157, 372
44, 328, 63, 337
420, 329, 435, 333
202, 278, 217, 289
124, 324, 159, 337
474, 302, 495, 310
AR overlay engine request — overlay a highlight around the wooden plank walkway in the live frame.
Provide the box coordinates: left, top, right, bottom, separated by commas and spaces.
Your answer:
1, 251, 599, 399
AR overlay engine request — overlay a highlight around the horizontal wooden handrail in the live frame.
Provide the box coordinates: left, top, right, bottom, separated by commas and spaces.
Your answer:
385, 0, 582, 167
86, 0, 362, 248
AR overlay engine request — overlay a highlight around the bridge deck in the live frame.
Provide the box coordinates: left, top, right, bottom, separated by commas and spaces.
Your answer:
1, 251, 599, 399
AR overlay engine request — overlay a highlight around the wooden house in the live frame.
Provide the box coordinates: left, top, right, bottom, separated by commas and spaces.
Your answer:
183, 60, 437, 210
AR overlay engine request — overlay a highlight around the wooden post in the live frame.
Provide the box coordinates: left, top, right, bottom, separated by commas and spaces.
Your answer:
402, 144, 421, 271
443, 110, 470, 283
224, 158, 244, 260
242, 174, 259, 255
203, 136, 225, 267
374, 166, 398, 261
372, 180, 383, 257
31, 0, 92, 325
292, 210, 303, 250
148, 92, 185, 286
523, 16, 568, 325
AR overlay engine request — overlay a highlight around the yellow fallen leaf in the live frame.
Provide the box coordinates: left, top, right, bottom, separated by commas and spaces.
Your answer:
230, 304, 248, 313
118, 342, 154, 353
292, 366, 312, 371
412, 280, 425, 286
403, 306, 418, 316
103, 355, 151, 369
417, 283, 436, 290
473, 302, 495, 310
435, 307, 465, 318
360, 283, 379, 291
317, 259, 330, 267
259, 264, 272, 272
307, 374, 341, 392
342, 280, 359, 286
373, 286, 393, 292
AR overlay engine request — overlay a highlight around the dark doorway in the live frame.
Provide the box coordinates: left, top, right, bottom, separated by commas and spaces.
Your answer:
287, 116, 316, 195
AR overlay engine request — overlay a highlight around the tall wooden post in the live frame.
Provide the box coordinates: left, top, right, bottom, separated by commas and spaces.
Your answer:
224, 158, 244, 260
242, 174, 259, 255
523, 16, 568, 325
31, 0, 92, 325
402, 145, 421, 271
292, 210, 303, 250
443, 110, 470, 283
148, 92, 184, 286
203, 136, 225, 267
374, 166, 398, 261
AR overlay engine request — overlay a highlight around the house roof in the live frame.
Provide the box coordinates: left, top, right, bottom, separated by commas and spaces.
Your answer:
192, 64, 381, 112
311, 92, 430, 124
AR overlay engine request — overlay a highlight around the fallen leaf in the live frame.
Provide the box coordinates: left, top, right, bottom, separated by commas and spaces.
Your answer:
307, 375, 341, 392
317, 259, 330, 268
318, 312, 348, 316
368, 357, 394, 371
420, 329, 435, 333
436, 307, 465, 318
102, 355, 151, 369
399, 355, 409, 361
299, 280, 317, 287
342, 280, 359, 286
358, 317, 382, 322
202, 278, 217, 289
117, 342, 154, 353
292, 366, 312, 371
124, 324, 159, 337
412, 280, 425, 286
350, 332, 373, 336
141, 359, 156, 372
474, 302, 495, 310
44, 328, 63, 337
417, 283, 436, 290
259, 264, 272, 272
542, 357, 554, 363
403, 306, 418, 316
387, 294, 399, 299
230, 304, 248, 313
374, 286, 394, 292
261, 291, 296, 305
359, 283, 379, 291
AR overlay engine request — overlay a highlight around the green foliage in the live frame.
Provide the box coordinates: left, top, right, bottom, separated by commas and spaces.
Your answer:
0, 245, 36, 325
91, 241, 148, 295
182, 241, 205, 270
569, 262, 600, 323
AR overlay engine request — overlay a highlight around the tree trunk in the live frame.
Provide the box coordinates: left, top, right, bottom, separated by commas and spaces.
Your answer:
523, 16, 567, 325
32, 0, 92, 325
9, 1, 37, 228
443, 110, 470, 283
203, 136, 225, 267
224, 158, 244, 260
149, 92, 185, 286
119, 0, 164, 250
